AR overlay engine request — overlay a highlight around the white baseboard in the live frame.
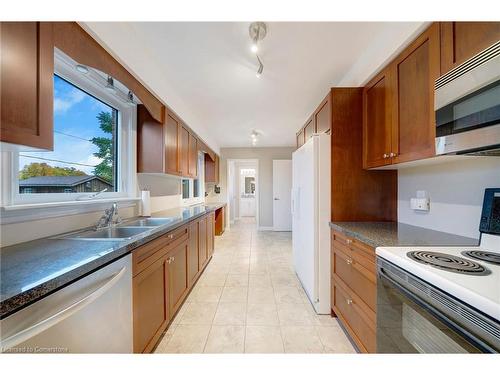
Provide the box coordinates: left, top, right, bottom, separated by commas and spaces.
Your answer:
258, 226, 274, 231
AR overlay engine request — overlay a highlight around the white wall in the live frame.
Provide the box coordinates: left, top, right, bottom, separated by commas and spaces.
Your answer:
219, 147, 294, 228
398, 157, 500, 239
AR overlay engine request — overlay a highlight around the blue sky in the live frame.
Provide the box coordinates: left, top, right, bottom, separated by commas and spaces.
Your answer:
19, 75, 115, 176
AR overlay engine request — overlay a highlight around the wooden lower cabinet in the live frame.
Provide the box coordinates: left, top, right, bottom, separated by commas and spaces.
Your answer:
167, 240, 189, 316
188, 219, 200, 287
331, 229, 377, 353
132, 212, 216, 353
214, 206, 226, 236
207, 212, 215, 257
133, 255, 169, 353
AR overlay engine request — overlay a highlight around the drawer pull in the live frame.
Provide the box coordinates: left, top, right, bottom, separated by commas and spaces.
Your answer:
346, 298, 353, 305
346, 258, 353, 265
168, 234, 174, 239
346, 239, 352, 245
167, 256, 175, 264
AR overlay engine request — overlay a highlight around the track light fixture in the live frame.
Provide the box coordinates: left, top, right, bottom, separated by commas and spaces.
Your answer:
249, 22, 267, 78
106, 75, 115, 91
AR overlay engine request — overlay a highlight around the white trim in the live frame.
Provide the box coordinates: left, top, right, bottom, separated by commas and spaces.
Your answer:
181, 151, 205, 207
225, 158, 259, 228
3, 49, 138, 209
0, 199, 138, 225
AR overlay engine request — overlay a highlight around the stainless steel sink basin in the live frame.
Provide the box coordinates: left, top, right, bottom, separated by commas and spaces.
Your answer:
56, 226, 151, 241
123, 218, 175, 227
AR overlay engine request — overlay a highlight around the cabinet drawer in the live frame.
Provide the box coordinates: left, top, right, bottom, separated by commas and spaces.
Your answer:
332, 230, 375, 263
332, 278, 376, 353
133, 225, 189, 276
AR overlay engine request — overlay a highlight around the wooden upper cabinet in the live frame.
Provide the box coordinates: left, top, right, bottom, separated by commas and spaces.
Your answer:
165, 113, 179, 175
363, 68, 393, 169
297, 129, 305, 148
440, 22, 500, 75
205, 153, 220, 184
188, 133, 198, 178
391, 23, 440, 164
304, 116, 315, 140
178, 125, 189, 176
315, 94, 331, 134
137, 105, 164, 173
0, 22, 54, 150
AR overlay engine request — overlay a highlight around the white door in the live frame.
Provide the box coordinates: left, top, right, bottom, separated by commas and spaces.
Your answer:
273, 160, 292, 231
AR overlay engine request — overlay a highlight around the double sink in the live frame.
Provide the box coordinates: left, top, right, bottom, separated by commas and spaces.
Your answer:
54, 218, 176, 241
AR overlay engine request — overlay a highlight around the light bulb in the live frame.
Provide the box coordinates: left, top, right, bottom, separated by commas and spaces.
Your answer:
255, 72, 261, 78
251, 43, 258, 53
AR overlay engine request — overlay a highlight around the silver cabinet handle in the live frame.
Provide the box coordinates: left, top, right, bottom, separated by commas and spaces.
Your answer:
390, 152, 398, 157
383, 153, 389, 159
346, 239, 352, 245
1, 266, 127, 350
168, 234, 174, 239
274, 198, 280, 200
346, 298, 353, 305
346, 258, 353, 265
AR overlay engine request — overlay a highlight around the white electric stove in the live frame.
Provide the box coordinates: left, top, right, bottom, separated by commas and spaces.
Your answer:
375, 189, 500, 353
376, 233, 500, 321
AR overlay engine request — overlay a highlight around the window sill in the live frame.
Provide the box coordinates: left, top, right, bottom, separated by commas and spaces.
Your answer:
3, 197, 141, 211
1, 197, 141, 225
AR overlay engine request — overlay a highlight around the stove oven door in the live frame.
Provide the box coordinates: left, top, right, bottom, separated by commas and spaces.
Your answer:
376, 260, 493, 353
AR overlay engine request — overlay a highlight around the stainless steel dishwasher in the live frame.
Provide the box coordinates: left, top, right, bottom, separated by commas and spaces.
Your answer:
0, 254, 132, 353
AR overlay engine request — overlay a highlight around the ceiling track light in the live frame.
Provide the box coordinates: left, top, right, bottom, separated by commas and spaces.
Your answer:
249, 22, 267, 78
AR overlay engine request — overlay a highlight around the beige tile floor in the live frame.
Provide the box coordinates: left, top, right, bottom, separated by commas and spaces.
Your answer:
154, 217, 356, 354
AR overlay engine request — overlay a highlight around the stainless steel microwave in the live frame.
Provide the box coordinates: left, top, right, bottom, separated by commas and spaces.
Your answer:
435, 41, 500, 156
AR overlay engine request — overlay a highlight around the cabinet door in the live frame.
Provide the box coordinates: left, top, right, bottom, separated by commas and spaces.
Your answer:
178, 125, 189, 176
440, 22, 500, 74
391, 23, 440, 164
315, 94, 331, 134
167, 241, 189, 316
297, 129, 305, 148
207, 212, 215, 257
198, 215, 208, 268
304, 116, 315, 140
363, 68, 393, 169
137, 104, 164, 173
188, 133, 198, 178
133, 256, 169, 353
165, 113, 179, 175
188, 219, 199, 287
0, 22, 53, 150
214, 155, 220, 184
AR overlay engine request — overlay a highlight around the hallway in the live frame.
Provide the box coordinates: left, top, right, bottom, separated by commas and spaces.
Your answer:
155, 218, 355, 353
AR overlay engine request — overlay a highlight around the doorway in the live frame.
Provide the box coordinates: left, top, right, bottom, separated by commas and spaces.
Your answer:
226, 159, 259, 228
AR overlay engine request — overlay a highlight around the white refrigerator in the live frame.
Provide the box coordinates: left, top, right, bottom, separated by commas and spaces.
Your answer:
291, 133, 331, 314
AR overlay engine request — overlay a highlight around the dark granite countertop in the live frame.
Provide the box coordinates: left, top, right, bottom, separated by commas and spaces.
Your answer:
329, 221, 479, 249
0, 203, 226, 319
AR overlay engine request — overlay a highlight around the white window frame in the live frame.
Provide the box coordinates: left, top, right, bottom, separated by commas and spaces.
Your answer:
182, 152, 205, 206
5, 49, 138, 207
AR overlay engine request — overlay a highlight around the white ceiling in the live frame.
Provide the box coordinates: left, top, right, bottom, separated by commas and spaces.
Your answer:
82, 22, 427, 151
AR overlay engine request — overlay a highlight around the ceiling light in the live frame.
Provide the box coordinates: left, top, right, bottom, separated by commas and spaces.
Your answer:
106, 75, 115, 91
75, 64, 89, 74
249, 22, 267, 78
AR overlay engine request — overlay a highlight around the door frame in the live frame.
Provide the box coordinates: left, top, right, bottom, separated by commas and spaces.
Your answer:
226, 159, 259, 229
